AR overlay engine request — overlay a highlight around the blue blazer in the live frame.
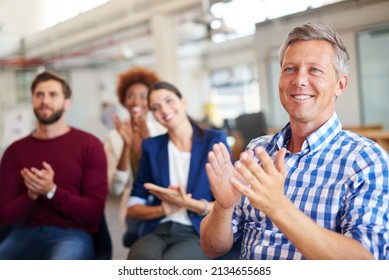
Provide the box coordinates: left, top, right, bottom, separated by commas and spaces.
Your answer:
131, 125, 229, 236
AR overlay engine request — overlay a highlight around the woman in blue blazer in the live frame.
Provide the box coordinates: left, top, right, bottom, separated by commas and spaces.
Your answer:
126, 81, 230, 260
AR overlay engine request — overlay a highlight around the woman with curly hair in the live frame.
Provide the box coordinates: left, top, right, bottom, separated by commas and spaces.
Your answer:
104, 66, 166, 230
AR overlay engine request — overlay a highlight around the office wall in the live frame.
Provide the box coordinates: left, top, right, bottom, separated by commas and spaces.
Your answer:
254, 0, 389, 129
0, 71, 27, 153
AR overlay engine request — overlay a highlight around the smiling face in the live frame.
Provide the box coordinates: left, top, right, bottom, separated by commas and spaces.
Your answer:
148, 88, 187, 130
32, 79, 70, 125
279, 40, 348, 128
124, 83, 149, 119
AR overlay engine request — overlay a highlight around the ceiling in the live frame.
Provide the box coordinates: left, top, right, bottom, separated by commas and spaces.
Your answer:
0, 0, 235, 69
0, 0, 352, 70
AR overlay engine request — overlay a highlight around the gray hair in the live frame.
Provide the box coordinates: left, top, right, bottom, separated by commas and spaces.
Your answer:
278, 23, 349, 79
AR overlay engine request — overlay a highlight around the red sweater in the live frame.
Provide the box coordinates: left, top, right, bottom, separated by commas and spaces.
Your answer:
0, 128, 108, 233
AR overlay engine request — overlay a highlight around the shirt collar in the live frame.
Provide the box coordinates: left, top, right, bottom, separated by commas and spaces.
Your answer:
275, 113, 342, 154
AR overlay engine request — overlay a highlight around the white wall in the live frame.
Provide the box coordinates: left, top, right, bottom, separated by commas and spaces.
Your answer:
66, 69, 109, 141
0, 0, 49, 56
0, 71, 17, 105
178, 56, 207, 121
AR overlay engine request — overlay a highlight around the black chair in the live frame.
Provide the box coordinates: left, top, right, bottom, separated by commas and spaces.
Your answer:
235, 112, 267, 148
122, 218, 145, 248
0, 226, 12, 244
92, 213, 113, 260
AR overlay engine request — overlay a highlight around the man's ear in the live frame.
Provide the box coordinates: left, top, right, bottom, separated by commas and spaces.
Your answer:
335, 74, 348, 97
64, 99, 72, 111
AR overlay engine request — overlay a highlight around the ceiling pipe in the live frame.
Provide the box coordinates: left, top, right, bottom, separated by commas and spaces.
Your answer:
0, 57, 46, 67
22, 0, 203, 59
0, 27, 152, 68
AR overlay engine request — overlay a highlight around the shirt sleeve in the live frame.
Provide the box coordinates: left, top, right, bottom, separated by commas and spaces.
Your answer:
127, 196, 147, 207
343, 145, 389, 260
111, 169, 132, 196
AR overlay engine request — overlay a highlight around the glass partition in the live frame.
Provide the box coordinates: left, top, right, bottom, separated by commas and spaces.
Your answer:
357, 24, 389, 129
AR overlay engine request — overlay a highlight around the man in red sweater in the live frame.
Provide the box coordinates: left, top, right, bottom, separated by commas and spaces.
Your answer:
0, 70, 108, 259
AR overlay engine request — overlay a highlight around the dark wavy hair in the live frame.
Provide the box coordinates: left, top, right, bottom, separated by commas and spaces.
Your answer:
116, 66, 160, 106
31, 70, 72, 99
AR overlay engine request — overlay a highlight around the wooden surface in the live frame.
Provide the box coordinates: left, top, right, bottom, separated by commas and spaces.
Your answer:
238, 122, 389, 154
357, 130, 389, 153
266, 125, 389, 153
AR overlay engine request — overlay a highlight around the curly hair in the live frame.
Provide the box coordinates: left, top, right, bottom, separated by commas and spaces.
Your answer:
116, 66, 160, 106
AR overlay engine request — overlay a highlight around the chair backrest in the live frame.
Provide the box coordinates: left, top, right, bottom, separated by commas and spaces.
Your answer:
0, 226, 12, 245
235, 112, 267, 148
122, 218, 146, 248
92, 213, 112, 260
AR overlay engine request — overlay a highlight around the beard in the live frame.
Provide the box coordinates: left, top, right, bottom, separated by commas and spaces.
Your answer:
34, 107, 65, 125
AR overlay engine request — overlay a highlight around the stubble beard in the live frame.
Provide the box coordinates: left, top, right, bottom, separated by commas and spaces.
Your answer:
34, 107, 65, 125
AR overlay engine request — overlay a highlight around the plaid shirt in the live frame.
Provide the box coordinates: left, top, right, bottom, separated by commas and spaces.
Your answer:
232, 113, 389, 259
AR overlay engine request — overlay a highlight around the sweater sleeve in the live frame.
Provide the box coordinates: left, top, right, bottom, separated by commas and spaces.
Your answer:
49, 136, 109, 226
0, 147, 37, 226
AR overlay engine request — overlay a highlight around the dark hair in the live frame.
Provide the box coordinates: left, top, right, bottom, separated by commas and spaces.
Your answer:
148, 81, 183, 105
31, 70, 72, 98
116, 66, 160, 106
148, 81, 207, 137
278, 23, 349, 79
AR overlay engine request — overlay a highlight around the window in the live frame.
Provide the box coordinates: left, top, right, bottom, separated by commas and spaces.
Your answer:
209, 63, 260, 122
357, 25, 389, 129
16, 69, 70, 102
209, 0, 345, 42
16, 70, 36, 102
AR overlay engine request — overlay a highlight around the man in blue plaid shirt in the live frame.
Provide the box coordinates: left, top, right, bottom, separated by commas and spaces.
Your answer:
200, 23, 389, 260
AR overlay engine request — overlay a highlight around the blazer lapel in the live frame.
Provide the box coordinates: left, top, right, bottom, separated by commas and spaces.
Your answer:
158, 134, 170, 187
187, 128, 204, 194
